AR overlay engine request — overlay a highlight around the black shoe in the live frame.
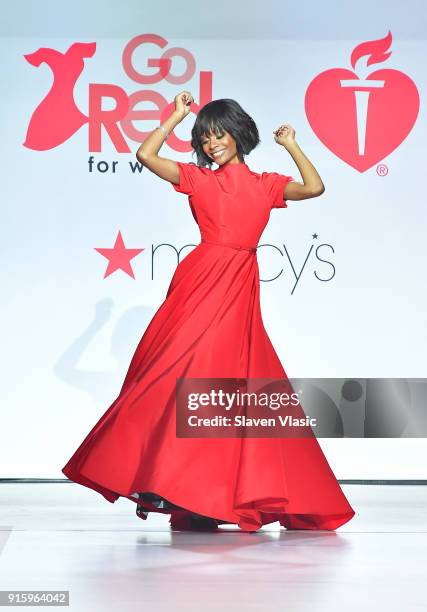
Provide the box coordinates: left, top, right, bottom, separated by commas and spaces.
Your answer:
170, 512, 218, 531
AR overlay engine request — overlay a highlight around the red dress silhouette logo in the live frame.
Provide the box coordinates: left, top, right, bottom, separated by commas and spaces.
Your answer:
23, 42, 96, 150
305, 31, 419, 172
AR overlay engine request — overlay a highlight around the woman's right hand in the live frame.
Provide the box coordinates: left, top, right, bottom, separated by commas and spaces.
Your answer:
174, 91, 194, 120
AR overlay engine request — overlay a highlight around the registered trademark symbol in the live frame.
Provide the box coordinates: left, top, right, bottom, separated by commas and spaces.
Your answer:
376, 164, 388, 176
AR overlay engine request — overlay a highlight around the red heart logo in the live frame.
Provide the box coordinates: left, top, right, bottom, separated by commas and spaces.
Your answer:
305, 62, 419, 173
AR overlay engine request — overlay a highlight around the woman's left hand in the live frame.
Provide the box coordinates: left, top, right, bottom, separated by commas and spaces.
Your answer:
273, 123, 296, 147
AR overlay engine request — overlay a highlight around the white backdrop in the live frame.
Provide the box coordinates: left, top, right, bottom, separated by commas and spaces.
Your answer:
1, 0, 426, 477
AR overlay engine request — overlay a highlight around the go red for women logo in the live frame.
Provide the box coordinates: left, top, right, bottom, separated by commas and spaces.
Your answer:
24, 31, 418, 172
305, 31, 419, 172
23, 34, 213, 153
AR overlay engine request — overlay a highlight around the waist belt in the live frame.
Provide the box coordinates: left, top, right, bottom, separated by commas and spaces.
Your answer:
201, 239, 257, 253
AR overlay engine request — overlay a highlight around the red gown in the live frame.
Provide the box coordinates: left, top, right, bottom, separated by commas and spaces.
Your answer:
62, 160, 356, 531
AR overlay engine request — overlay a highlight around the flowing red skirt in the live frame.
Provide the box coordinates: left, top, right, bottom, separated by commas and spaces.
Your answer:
62, 242, 355, 531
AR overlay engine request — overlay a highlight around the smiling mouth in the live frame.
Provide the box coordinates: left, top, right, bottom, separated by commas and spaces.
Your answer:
212, 149, 226, 159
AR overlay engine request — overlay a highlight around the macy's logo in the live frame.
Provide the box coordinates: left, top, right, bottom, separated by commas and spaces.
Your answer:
94, 231, 334, 294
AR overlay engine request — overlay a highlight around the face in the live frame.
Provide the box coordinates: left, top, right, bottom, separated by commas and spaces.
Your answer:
201, 127, 242, 165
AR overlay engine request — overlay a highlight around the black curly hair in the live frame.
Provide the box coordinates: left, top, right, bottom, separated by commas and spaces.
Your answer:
190, 99, 260, 168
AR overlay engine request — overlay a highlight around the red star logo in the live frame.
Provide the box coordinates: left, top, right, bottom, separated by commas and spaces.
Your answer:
94, 231, 145, 279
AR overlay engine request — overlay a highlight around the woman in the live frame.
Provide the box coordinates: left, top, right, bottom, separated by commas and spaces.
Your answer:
62, 91, 355, 532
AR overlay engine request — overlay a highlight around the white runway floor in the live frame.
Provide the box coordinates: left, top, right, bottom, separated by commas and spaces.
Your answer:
0, 483, 426, 611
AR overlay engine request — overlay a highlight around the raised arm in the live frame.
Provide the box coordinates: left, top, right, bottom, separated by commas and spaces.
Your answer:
136, 91, 194, 185
273, 124, 325, 200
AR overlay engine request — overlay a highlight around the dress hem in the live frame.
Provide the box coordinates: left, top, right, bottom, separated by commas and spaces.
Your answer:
61, 466, 356, 533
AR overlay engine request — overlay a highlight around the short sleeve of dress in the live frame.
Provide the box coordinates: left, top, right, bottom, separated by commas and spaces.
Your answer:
172, 161, 205, 196
261, 171, 295, 209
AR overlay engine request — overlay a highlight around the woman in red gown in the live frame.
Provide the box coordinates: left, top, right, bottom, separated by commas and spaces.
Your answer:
62, 91, 356, 532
